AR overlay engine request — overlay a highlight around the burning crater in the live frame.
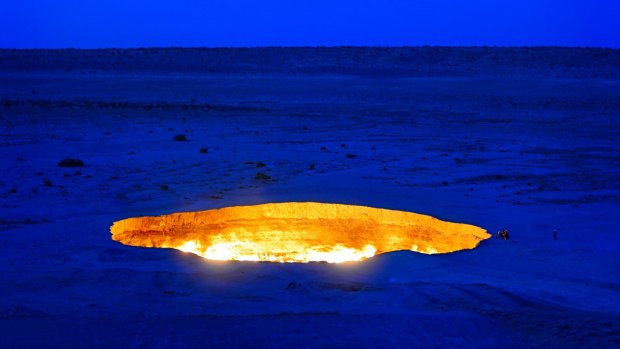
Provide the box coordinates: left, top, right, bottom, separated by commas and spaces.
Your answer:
110, 202, 489, 263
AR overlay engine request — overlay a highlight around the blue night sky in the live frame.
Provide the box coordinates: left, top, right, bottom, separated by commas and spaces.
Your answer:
1, 0, 619, 48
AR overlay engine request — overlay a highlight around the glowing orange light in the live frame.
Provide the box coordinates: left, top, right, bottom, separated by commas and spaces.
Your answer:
110, 202, 489, 263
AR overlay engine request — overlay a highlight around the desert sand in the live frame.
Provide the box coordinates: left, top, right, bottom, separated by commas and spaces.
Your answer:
1, 47, 619, 348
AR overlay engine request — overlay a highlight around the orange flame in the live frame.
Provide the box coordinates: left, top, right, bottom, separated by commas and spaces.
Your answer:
111, 202, 489, 263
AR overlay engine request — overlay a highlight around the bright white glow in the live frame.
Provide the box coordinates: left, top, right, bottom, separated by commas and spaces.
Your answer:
167, 239, 377, 263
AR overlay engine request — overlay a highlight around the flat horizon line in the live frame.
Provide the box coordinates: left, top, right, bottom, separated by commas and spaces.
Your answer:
1, 45, 619, 51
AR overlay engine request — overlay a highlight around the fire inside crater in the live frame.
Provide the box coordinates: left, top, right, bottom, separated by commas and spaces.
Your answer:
110, 202, 489, 263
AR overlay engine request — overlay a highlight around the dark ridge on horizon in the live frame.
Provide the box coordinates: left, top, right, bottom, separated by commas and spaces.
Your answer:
2, 45, 620, 51
1, 46, 619, 79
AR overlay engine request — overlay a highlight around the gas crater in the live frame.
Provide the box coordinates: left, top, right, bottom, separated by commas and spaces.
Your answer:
110, 202, 490, 263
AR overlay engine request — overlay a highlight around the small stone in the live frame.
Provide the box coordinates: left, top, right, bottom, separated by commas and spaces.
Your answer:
58, 158, 85, 167
255, 172, 271, 180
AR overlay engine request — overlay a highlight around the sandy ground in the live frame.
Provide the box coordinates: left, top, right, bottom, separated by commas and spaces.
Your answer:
1, 48, 619, 348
